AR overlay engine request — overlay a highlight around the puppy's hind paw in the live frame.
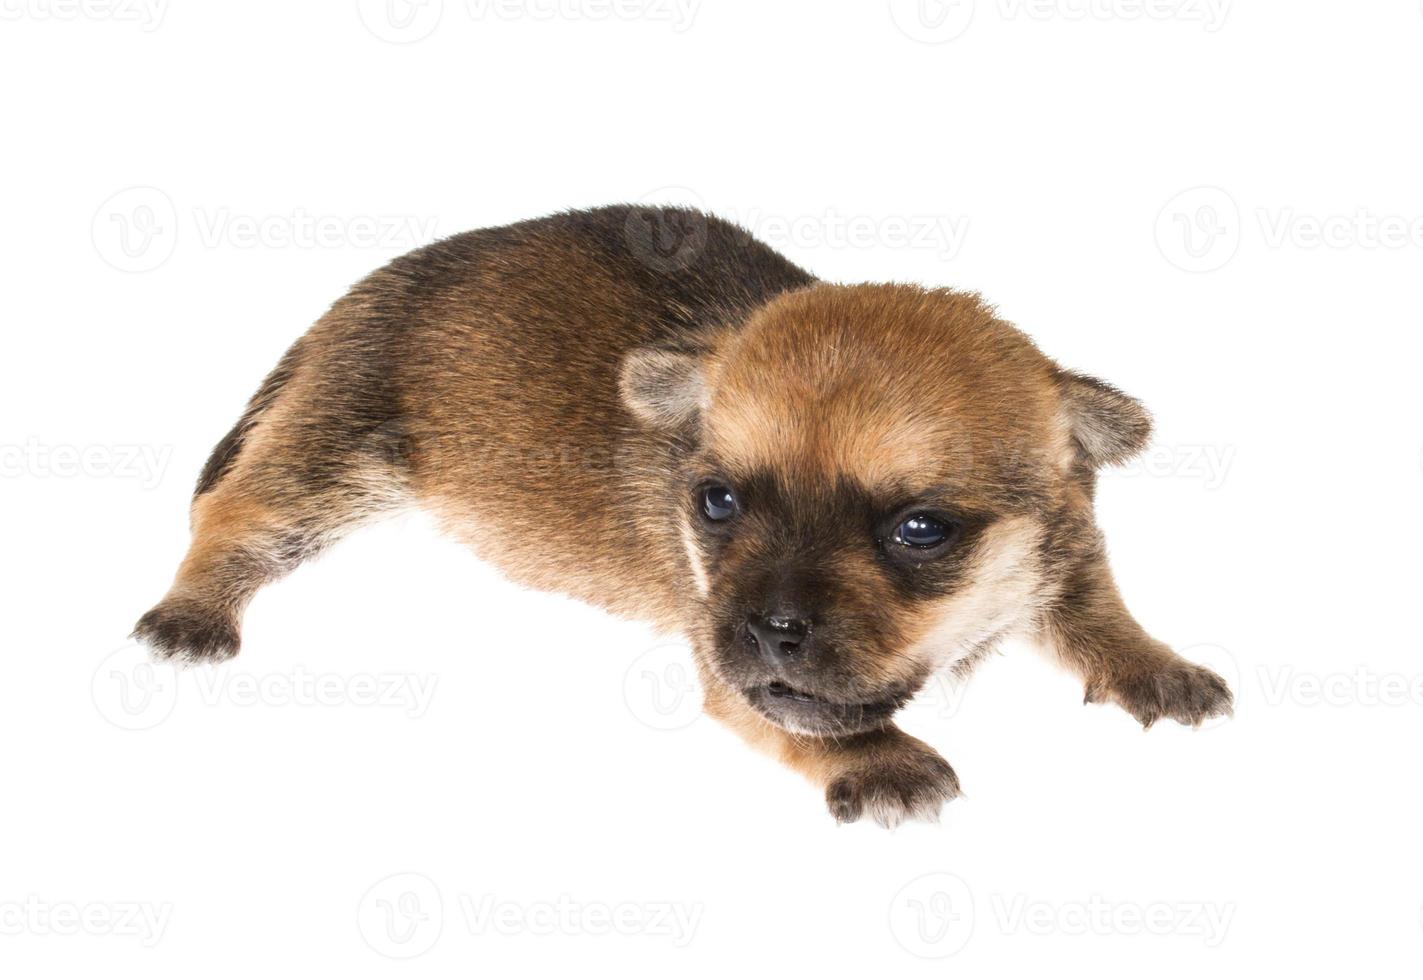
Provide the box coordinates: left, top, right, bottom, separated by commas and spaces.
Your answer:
825, 743, 961, 829
132, 599, 241, 665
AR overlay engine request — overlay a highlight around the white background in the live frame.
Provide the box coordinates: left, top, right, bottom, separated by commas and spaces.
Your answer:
3, 1, 1422, 976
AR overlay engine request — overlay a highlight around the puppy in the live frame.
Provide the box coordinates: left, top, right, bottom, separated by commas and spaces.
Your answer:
134, 205, 1232, 826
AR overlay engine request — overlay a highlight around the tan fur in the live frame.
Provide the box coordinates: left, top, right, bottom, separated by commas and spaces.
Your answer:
133, 206, 1230, 823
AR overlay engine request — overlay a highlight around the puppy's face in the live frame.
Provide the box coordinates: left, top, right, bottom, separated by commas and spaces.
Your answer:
621, 284, 1150, 736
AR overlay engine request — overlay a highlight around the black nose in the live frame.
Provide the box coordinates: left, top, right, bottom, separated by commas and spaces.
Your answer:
746, 613, 810, 666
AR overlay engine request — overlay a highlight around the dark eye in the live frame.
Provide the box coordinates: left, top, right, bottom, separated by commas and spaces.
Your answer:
699, 485, 737, 522
894, 514, 954, 549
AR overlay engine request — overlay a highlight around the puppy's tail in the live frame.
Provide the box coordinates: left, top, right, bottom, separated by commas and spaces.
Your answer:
191, 339, 305, 499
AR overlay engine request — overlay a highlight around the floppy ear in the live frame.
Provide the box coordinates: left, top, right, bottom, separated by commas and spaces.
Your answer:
1056, 370, 1153, 467
618, 347, 708, 430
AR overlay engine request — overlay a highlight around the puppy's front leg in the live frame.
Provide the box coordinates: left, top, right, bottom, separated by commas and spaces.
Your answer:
1043, 552, 1232, 727
700, 672, 960, 827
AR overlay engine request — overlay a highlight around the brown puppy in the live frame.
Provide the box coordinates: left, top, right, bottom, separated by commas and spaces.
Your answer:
134, 205, 1232, 826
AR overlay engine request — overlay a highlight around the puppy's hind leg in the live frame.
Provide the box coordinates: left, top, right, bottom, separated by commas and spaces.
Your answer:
134, 344, 409, 663
1041, 552, 1232, 728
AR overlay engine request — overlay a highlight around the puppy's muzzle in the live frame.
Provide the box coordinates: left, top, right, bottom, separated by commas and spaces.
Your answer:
744, 611, 810, 667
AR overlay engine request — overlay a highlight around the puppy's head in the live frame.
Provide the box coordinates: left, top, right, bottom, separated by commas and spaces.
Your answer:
621, 284, 1150, 736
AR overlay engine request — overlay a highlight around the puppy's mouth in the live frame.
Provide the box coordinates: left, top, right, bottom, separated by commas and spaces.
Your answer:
743, 681, 904, 736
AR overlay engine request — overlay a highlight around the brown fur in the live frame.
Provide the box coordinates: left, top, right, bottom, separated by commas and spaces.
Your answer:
134, 205, 1231, 826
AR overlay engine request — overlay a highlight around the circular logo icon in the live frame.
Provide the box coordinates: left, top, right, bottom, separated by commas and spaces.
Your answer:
887, 0, 975, 44
357, 872, 443, 959
1154, 186, 1241, 273
624, 187, 709, 273
92, 186, 178, 273
889, 872, 975, 958
357, 0, 444, 44
92, 642, 179, 731
623, 642, 702, 730
1177, 642, 1240, 730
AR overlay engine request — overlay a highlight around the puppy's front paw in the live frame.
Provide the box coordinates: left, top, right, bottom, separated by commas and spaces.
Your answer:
825, 738, 961, 828
1088, 658, 1233, 728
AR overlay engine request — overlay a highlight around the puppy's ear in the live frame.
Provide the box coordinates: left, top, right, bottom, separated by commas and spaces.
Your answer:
619, 347, 708, 430
1056, 370, 1152, 467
